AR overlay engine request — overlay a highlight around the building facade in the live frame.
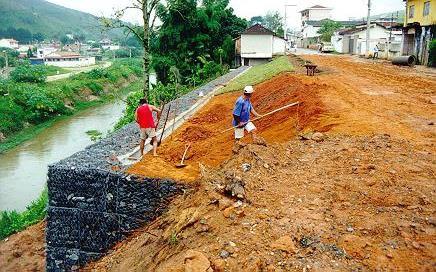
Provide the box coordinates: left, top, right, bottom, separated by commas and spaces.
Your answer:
332, 23, 403, 58
0, 39, 19, 49
44, 52, 95, 68
238, 24, 288, 66
402, 0, 435, 65
299, 5, 333, 47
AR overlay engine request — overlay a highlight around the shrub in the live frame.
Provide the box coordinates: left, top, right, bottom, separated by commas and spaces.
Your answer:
198, 61, 225, 81
86, 81, 104, 95
10, 63, 47, 83
87, 68, 108, 79
0, 97, 26, 135
429, 39, 436, 67
12, 84, 66, 122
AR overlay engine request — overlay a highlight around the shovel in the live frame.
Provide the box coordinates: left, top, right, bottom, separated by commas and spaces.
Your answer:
176, 143, 191, 168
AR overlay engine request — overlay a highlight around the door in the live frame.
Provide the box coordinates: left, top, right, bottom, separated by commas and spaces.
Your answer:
349, 38, 354, 54
244, 58, 249, 66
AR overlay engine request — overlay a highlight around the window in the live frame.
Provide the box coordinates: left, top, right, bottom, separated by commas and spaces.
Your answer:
423, 1, 430, 16
409, 5, 415, 18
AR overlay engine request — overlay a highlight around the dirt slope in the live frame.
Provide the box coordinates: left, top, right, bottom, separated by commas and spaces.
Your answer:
0, 221, 46, 272
89, 55, 435, 271
90, 135, 435, 271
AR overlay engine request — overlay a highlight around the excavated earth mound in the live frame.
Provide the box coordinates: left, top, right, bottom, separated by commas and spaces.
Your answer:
89, 135, 435, 271
128, 73, 329, 182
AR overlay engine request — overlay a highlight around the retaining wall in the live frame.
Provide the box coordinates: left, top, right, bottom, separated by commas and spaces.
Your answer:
46, 67, 249, 271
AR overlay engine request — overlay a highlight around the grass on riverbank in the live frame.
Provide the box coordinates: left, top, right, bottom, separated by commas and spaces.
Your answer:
0, 59, 143, 153
0, 189, 48, 240
220, 56, 293, 93
0, 78, 141, 153
44, 65, 70, 76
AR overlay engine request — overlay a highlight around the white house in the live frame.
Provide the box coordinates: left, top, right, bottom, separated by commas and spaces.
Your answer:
299, 5, 332, 47
44, 51, 95, 68
300, 5, 332, 23
331, 23, 402, 57
239, 24, 288, 66
36, 47, 58, 58
99, 38, 120, 50
0, 39, 19, 49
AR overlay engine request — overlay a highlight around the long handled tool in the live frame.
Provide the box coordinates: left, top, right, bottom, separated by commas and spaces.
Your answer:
176, 143, 191, 168
157, 103, 171, 146
221, 101, 300, 133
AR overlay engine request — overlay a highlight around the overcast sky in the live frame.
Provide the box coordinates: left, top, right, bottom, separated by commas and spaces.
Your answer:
47, 0, 405, 29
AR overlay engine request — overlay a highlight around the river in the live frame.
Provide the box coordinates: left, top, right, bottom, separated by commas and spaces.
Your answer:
0, 99, 126, 212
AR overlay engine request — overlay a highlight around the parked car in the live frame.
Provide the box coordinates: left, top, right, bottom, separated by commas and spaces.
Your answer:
319, 42, 334, 53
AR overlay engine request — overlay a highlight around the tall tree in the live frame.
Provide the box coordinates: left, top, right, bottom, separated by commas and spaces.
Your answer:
102, 0, 161, 97
151, 0, 246, 83
263, 11, 284, 36
317, 19, 342, 42
249, 16, 264, 26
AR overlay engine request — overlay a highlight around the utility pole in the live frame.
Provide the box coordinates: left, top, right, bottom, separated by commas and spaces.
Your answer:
284, 4, 296, 54
366, 0, 371, 56
388, 13, 394, 59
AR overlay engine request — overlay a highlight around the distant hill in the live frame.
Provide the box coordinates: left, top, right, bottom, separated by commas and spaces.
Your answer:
371, 10, 405, 23
0, 0, 123, 42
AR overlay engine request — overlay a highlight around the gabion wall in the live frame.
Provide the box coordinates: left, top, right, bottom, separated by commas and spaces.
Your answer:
45, 66, 249, 271
46, 166, 177, 271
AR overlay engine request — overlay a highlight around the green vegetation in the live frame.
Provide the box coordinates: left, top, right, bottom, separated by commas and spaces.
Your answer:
0, 0, 123, 42
151, 0, 247, 84
249, 11, 285, 36
10, 62, 47, 83
86, 129, 103, 142
0, 47, 19, 68
220, 56, 293, 94
43, 65, 70, 76
0, 59, 143, 152
428, 39, 436, 68
317, 19, 343, 42
0, 189, 48, 240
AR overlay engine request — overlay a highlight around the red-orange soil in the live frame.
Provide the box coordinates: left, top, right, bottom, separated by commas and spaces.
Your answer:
128, 72, 328, 182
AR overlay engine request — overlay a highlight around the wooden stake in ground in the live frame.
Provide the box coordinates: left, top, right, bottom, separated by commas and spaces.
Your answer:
221, 101, 300, 133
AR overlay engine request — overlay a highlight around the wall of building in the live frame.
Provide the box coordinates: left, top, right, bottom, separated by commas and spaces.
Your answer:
405, 0, 436, 27
241, 34, 273, 59
45, 57, 95, 68
0, 39, 18, 49
302, 25, 321, 39
272, 36, 287, 55
309, 9, 332, 21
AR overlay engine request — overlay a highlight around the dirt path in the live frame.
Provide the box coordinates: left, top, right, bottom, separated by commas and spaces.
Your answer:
304, 55, 435, 146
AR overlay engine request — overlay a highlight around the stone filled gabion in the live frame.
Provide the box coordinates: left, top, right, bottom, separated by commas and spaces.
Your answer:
46, 166, 178, 271
46, 67, 248, 271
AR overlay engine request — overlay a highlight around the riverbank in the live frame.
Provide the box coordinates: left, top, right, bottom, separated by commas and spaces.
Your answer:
0, 59, 142, 153
0, 82, 138, 154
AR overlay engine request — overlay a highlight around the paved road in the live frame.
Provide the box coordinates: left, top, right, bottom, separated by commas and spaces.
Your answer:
46, 61, 112, 82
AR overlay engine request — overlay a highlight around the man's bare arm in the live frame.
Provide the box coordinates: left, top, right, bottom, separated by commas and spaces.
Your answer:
134, 109, 138, 123
251, 107, 262, 118
149, 105, 162, 113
